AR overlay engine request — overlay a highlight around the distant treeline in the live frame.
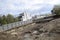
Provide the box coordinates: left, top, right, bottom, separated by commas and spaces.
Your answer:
0, 14, 22, 25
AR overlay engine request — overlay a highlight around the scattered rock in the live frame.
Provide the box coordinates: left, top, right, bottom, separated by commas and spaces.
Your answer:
32, 30, 40, 35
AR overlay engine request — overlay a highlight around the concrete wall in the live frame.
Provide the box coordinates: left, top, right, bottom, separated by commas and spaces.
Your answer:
0, 19, 33, 32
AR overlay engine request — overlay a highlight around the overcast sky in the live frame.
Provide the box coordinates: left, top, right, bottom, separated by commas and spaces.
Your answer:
0, 0, 60, 16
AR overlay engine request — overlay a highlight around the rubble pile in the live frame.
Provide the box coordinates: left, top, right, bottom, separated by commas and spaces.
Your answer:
0, 18, 60, 40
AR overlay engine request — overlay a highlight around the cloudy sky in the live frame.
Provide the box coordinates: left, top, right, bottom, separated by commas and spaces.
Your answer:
0, 0, 60, 16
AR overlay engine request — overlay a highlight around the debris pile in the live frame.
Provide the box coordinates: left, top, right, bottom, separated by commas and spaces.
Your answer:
0, 18, 60, 40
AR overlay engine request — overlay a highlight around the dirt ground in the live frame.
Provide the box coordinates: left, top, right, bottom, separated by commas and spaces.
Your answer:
0, 18, 60, 40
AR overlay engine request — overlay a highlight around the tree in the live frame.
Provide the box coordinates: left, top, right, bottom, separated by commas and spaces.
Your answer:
18, 13, 24, 21
14, 17, 19, 22
1, 15, 7, 24
51, 5, 60, 15
0, 16, 2, 25
6, 14, 14, 23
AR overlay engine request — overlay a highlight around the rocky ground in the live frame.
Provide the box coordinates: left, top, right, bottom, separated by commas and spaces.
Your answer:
0, 18, 60, 40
